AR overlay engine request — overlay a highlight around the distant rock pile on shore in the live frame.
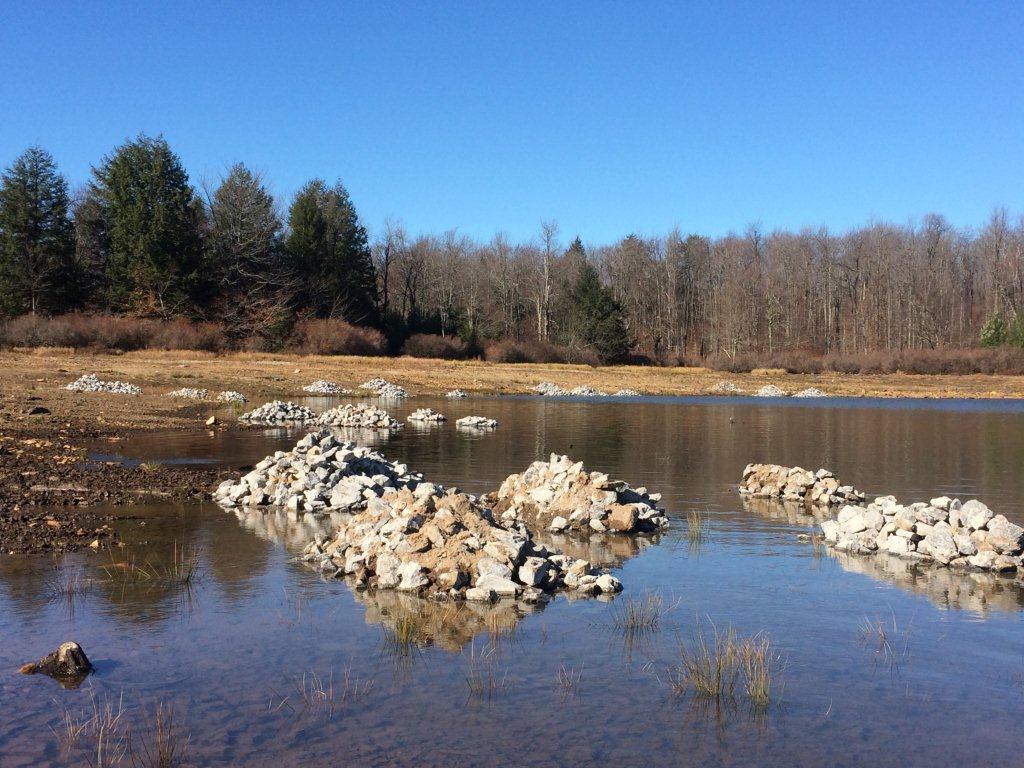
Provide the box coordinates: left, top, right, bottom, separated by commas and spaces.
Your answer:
569, 385, 607, 396
303, 379, 351, 395
485, 454, 669, 534
792, 387, 829, 398
456, 416, 498, 429
821, 496, 1024, 573
317, 403, 401, 429
532, 382, 626, 397
709, 380, 743, 395
167, 387, 208, 400
301, 483, 622, 602
407, 408, 446, 423
359, 378, 408, 399
754, 384, 788, 397
213, 430, 421, 513
613, 389, 640, 396
239, 400, 316, 425
65, 374, 141, 395
740, 464, 867, 506
533, 381, 569, 396
216, 390, 247, 403
446, 389, 469, 398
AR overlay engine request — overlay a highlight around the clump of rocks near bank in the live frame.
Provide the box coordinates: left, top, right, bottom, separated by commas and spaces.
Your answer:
304, 379, 351, 395
709, 380, 743, 395
216, 390, 247, 403
407, 408, 445, 423
239, 400, 317, 425
167, 387, 208, 400
532, 382, 641, 397
360, 378, 408, 399
446, 389, 469, 398
318, 403, 402, 429
741, 463, 867, 506
456, 416, 498, 429
66, 374, 141, 395
485, 454, 669, 534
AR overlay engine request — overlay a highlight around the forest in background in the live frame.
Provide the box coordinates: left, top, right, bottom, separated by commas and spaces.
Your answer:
2, 136, 1024, 373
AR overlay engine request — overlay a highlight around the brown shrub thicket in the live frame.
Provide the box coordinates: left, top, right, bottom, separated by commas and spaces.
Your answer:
401, 333, 469, 360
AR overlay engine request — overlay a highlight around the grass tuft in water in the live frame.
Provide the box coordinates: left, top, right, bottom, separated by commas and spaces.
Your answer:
669, 623, 781, 709
612, 591, 666, 635
464, 641, 508, 699
858, 613, 911, 672
100, 543, 202, 589
129, 702, 190, 768
52, 693, 129, 768
555, 663, 583, 694
686, 509, 708, 549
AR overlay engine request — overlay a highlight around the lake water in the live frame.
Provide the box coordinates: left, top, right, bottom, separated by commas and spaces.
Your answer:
3, 395, 1024, 766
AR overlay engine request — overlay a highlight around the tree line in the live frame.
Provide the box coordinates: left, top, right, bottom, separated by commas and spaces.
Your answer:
1, 137, 1023, 363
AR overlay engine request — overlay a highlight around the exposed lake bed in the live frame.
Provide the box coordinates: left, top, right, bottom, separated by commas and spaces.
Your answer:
4, 394, 1024, 766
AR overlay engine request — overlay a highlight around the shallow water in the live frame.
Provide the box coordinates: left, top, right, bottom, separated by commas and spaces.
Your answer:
3, 395, 1024, 766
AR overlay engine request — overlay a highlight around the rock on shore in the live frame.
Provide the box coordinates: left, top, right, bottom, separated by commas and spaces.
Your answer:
216, 390, 247, 403
456, 416, 498, 429
754, 384, 788, 397
407, 408, 446, 423
792, 387, 829, 398
66, 374, 141, 395
239, 401, 317, 425
446, 389, 469, 398
167, 387, 208, 400
360, 378, 408, 399
485, 454, 669, 534
303, 379, 351, 395
317, 403, 402, 429
709, 380, 743, 394
741, 463, 866, 506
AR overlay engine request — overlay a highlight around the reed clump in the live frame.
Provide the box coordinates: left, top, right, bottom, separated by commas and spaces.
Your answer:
669, 624, 781, 709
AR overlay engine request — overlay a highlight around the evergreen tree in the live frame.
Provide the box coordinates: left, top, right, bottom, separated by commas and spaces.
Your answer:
0, 147, 75, 314
980, 314, 1007, 347
90, 135, 206, 315
571, 261, 630, 363
72, 187, 111, 309
285, 179, 378, 324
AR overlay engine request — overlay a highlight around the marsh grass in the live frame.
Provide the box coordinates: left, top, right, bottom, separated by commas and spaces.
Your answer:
44, 567, 95, 615
612, 591, 669, 635
555, 663, 583, 694
669, 624, 781, 710
859, 614, 911, 672
100, 543, 202, 596
128, 702, 190, 768
464, 641, 508, 699
138, 462, 162, 474
686, 509, 708, 550
53, 693, 129, 768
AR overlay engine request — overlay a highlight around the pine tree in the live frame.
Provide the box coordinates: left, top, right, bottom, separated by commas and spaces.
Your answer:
0, 147, 75, 314
571, 261, 630, 363
285, 179, 378, 324
90, 135, 206, 315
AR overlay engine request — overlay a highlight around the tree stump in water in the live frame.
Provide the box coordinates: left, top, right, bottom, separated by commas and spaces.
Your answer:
20, 641, 93, 688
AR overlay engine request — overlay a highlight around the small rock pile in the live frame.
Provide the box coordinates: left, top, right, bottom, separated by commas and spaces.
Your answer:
213, 430, 422, 513
407, 408, 446, 423
755, 384, 788, 397
360, 378, 408, 399
317, 403, 401, 429
65, 374, 141, 395
485, 454, 669, 534
709, 380, 743, 395
167, 387, 208, 400
740, 464, 867, 506
533, 382, 569, 396
303, 380, 351, 395
613, 389, 640, 396
216, 391, 247, 403
301, 483, 623, 602
821, 496, 1024, 573
456, 416, 498, 429
792, 387, 829, 398
446, 389, 469, 398
569, 385, 608, 397
239, 401, 317, 425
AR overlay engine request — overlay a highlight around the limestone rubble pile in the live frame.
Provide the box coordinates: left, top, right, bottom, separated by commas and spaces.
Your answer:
792, 387, 830, 398
407, 408, 446, 423
167, 387, 208, 400
303, 379, 351, 395
755, 384, 788, 397
485, 454, 669, 534
216, 390, 247, 403
213, 430, 422, 513
65, 374, 141, 395
317, 403, 402, 429
569, 385, 608, 397
822, 496, 1024, 573
533, 382, 569, 396
741, 463, 867, 506
613, 389, 640, 396
709, 380, 743, 395
301, 482, 623, 602
446, 389, 469, 398
360, 378, 408, 399
239, 400, 317, 425
456, 416, 498, 429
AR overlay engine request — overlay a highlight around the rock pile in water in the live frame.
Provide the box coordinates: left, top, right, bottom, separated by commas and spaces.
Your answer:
213, 430, 421, 513
301, 483, 623, 602
216, 390, 247, 403
303, 379, 351, 395
446, 389, 469, 398
485, 454, 669, 534
317, 403, 401, 429
65, 374, 141, 395
792, 387, 829, 398
822, 496, 1024, 573
407, 408, 446, 423
167, 387, 208, 400
755, 384, 788, 397
740, 463, 867, 506
709, 380, 743, 395
456, 416, 498, 429
360, 378, 408, 399
239, 401, 317, 425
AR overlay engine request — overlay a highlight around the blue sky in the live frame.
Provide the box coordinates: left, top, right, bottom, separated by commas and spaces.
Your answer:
1, 1, 1021, 242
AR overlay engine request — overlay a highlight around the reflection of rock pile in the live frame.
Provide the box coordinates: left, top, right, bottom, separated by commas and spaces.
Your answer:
213, 430, 421, 513
755, 384, 788, 397
407, 408, 445, 423
485, 454, 668, 534
167, 387, 208, 400
303, 379, 351, 395
66, 374, 141, 395
822, 496, 1024, 573
456, 416, 497, 429
239, 400, 316, 425
302, 483, 622, 602
216, 390, 247, 403
360, 378, 407, 399
741, 464, 867, 506
740, 495, 824, 527
709, 380, 743, 394
445, 389, 469, 399
317, 403, 401, 429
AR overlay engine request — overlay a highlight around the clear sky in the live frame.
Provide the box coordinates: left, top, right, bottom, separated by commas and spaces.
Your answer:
1, 1, 1021, 242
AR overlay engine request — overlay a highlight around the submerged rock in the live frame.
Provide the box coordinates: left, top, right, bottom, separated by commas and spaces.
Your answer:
485, 453, 668, 534
740, 463, 866, 506
66, 374, 141, 395
20, 641, 93, 688
317, 403, 402, 429
239, 400, 317, 425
